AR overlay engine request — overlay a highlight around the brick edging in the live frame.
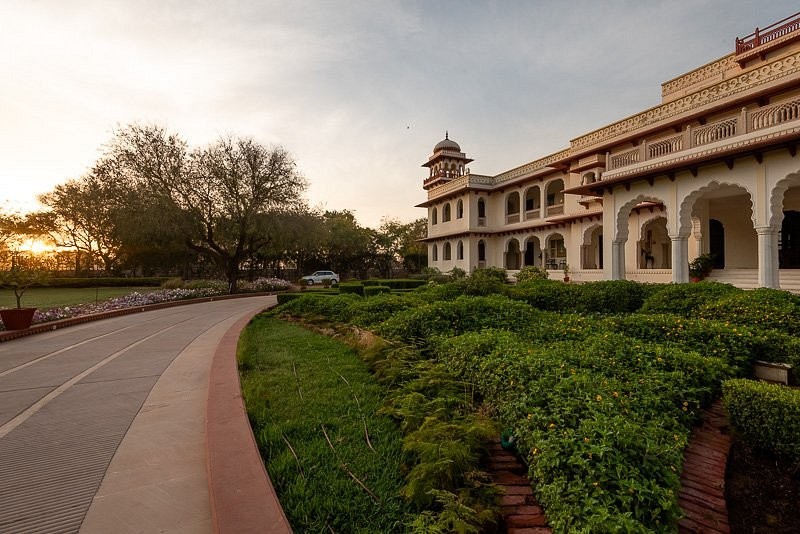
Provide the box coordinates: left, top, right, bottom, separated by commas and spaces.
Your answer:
0, 292, 275, 343
678, 399, 732, 534
205, 307, 293, 534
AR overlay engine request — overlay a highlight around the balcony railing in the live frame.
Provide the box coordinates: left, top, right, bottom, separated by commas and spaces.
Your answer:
606, 95, 800, 172
736, 12, 800, 55
546, 204, 564, 216
525, 208, 541, 220
506, 213, 520, 224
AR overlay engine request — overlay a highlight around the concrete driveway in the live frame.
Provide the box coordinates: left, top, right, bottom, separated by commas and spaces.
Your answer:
0, 296, 276, 534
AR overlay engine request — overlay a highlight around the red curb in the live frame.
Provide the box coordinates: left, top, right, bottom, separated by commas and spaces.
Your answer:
206, 307, 293, 534
0, 292, 276, 343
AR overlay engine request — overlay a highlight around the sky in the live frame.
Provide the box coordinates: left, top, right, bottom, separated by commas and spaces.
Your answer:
1, 0, 798, 228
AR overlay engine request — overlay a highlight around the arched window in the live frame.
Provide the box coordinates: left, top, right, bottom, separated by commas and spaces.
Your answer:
431, 207, 438, 225
443, 203, 452, 222
478, 240, 486, 261
432, 244, 438, 262
546, 179, 565, 216
443, 242, 452, 260
477, 198, 487, 226
457, 240, 464, 260
506, 192, 520, 224
456, 199, 464, 219
525, 186, 541, 219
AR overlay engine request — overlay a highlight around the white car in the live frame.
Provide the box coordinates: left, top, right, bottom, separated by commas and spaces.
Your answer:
301, 270, 340, 285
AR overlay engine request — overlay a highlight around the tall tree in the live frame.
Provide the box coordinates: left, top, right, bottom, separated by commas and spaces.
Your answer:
34, 173, 124, 274
104, 124, 307, 291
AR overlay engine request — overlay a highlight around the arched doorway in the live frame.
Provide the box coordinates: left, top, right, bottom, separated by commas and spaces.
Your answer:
780, 211, 800, 268
524, 236, 541, 267
582, 225, 603, 269
505, 239, 521, 270
638, 217, 671, 269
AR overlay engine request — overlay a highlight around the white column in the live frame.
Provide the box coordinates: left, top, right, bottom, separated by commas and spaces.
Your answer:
671, 236, 689, 283
756, 226, 780, 288
611, 240, 625, 280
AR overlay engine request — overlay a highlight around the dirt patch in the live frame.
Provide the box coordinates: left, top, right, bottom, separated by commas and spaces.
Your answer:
726, 439, 800, 533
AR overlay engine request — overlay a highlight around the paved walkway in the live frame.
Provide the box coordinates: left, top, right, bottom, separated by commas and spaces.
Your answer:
0, 296, 276, 534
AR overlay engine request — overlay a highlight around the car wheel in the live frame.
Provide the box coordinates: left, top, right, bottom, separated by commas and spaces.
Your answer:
307, 279, 314, 285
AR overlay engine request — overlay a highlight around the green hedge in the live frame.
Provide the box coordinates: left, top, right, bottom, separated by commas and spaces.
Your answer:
362, 279, 427, 289
338, 282, 365, 296
697, 288, 800, 335
640, 282, 741, 316
363, 285, 391, 297
724, 379, 800, 462
277, 292, 303, 305
27, 277, 170, 288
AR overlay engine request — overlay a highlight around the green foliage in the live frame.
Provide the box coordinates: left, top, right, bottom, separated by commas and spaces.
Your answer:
44, 276, 170, 288
377, 295, 539, 344
347, 293, 417, 328
364, 285, 391, 297
362, 278, 427, 290
434, 331, 734, 532
274, 293, 360, 322
640, 281, 741, 316
276, 292, 303, 305
514, 265, 549, 283
338, 282, 365, 296
688, 253, 715, 279
0, 252, 51, 308
449, 267, 467, 280
724, 379, 800, 463
409, 489, 498, 534
573, 280, 653, 313
160, 277, 184, 289
183, 279, 228, 291
697, 288, 800, 335
507, 279, 581, 311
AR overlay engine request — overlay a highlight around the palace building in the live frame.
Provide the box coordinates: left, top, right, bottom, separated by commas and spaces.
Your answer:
418, 13, 800, 290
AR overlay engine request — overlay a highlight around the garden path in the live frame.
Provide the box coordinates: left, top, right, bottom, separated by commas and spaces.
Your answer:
0, 296, 278, 534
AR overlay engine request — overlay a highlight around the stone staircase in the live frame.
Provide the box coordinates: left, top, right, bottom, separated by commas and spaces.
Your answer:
706, 269, 800, 292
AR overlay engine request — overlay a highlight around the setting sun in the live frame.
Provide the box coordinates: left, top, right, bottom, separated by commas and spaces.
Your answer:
17, 238, 55, 254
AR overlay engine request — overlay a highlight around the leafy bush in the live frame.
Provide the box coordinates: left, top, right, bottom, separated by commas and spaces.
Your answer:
377, 295, 539, 345
364, 285, 391, 297
362, 279, 427, 290
161, 277, 184, 289
347, 293, 417, 328
507, 279, 581, 311
724, 379, 800, 463
275, 293, 360, 322
573, 280, 653, 313
277, 292, 303, 305
338, 282, 365, 296
434, 331, 734, 532
184, 279, 229, 291
640, 282, 741, 316
42, 277, 170, 288
697, 288, 800, 335
514, 265, 549, 283
449, 267, 467, 280
608, 313, 756, 374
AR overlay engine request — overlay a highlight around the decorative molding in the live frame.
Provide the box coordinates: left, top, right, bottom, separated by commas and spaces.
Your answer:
661, 55, 737, 99
493, 148, 571, 184
572, 51, 800, 152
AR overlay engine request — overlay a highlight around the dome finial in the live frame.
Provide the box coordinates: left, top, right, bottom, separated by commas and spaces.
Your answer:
445, 130, 449, 140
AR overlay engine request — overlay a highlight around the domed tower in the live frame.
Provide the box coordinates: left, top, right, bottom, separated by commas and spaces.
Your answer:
422, 132, 473, 190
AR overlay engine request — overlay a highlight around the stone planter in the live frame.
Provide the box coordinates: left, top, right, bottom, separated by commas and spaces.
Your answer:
752, 360, 793, 385
0, 308, 37, 330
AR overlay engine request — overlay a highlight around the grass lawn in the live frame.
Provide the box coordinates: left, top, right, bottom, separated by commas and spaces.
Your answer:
238, 315, 412, 532
0, 287, 153, 309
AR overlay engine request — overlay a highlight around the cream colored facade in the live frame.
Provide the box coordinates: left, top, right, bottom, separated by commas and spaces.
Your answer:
419, 14, 800, 290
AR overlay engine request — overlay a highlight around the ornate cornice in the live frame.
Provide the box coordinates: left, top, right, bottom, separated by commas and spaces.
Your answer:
571, 50, 800, 153
661, 55, 737, 100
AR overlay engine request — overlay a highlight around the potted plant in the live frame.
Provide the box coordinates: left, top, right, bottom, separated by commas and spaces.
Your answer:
0, 252, 49, 330
562, 263, 570, 283
688, 253, 714, 282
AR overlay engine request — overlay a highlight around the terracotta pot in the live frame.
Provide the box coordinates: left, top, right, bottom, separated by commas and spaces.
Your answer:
0, 308, 36, 330
563, 276, 570, 283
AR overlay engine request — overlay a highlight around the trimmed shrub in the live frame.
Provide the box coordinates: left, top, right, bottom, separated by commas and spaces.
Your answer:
36, 277, 170, 288
573, 280, 653, 313
697, 288, 800, 335
338, 282, 365, 296
507, 279, 581, 311
377, 295, 539, 345
364, 285, 391, 297
160, 277, 184, 289
362, 279, 427, 290
348, 293, 417, 328
724, 379, 800, 462
640, 281, 741, 316
277, 292, 303, 305
275, 293, 360, 321
514, 265, 549, 283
